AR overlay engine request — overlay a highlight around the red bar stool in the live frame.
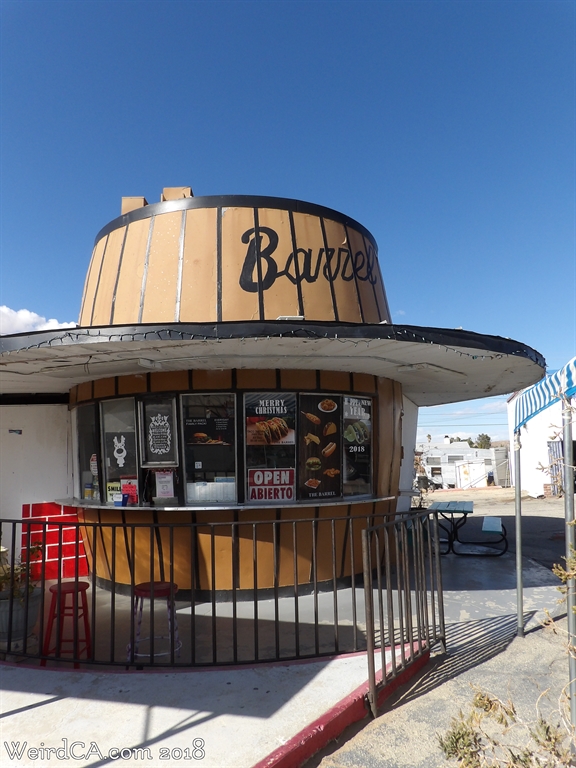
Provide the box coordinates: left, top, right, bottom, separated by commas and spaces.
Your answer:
126, 581, 181, 662
41, 582, 92, 668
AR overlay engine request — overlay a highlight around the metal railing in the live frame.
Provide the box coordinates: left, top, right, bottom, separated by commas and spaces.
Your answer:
362, 508, 445, 717
0, 509, 444, 682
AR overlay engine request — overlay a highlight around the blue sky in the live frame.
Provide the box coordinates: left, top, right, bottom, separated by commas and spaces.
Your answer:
1, 0, 574, 441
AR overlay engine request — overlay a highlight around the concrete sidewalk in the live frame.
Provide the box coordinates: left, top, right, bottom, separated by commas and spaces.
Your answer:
310, 488, 572, 767
0, 488, 570, 768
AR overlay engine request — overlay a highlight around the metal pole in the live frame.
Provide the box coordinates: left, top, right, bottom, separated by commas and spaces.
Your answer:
562, 400, 576, 730
514, 430, 524, 638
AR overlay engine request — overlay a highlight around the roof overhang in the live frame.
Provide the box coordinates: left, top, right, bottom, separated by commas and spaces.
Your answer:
0, 321, 545, 407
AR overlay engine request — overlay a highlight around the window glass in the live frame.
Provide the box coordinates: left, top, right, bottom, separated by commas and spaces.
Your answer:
182, 394, 236, 503
101, 399, 138, 503
245, 393, 296, 503
343, 396, 372, 496
76, 404, 100, 501
139, 396, 178, 466
298, 395, 342, 501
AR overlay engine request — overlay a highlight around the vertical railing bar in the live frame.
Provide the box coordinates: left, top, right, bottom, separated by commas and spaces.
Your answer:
418, 517, 430, 650
430, 511, 446, 652
349, 517, 358, 650
37, 521, 48, 662
425, 514, 437, 643
128, 525, 136, 666
362, 528, 377, 719
383, 522, 396, 678
149, 525, 155, 665
392, 521, 406, 668
72, 523, 80, 665
331, 519, 339, 653
190, 521, 196, 666
89, 523, 97, 663
5, 524, 18, 653
401, 522, 414, 664
273, 521, 280, 661
232, 522, 238, 664
110, 526, 117, 664
374, 527, 386, 677
412, 517, 426, 653
169, 526, 175, 665
55, 525, 64, 661
210, 525, 217, 664
252, 523, 259, 662
312, 519, 319, 656
292, 521, 300, 658
21, 522, 32, 656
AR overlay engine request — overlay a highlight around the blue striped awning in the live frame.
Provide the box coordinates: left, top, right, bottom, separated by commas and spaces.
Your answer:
514, 356, 576, 431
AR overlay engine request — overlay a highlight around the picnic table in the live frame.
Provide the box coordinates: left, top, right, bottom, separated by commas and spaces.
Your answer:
428, 500, 508, 556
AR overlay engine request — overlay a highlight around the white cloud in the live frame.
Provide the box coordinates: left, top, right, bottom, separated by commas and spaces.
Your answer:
0, 306, 77, 335
395, 309, 406, 316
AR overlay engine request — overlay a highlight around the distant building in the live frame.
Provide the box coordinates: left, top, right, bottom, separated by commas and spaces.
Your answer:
507, 357, 576, 498
415, 438, 509, 489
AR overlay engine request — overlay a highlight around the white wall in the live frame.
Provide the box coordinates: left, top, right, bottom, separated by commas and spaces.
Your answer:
0, 405, 72, 519
397, 395, 418, 513
507, 398, 566, 497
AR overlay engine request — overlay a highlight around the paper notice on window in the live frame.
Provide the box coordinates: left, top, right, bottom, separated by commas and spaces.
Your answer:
155, 470, 174, 498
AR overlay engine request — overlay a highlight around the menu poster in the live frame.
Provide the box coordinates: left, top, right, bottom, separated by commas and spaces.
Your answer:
245, 393, 296, 446
184, 414, 234, 447
343, 397, 372, 496
299, 395, 342, 500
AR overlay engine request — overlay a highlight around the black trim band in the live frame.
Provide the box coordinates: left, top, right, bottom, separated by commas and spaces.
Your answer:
95, 195, 378, 249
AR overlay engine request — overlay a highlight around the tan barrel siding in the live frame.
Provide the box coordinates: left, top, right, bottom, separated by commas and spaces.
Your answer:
257, 207, 300, 320
346, 225, 382, 323
179, 207, 218, 322
141, 211, 183, 323
81, 200, 391, 327
221, 207, 260, 321
292, 212, 335, 321
322, 218, 363, 323
90, 227, 127, 325
79, 237, 107, 325
110, 218, 151, 325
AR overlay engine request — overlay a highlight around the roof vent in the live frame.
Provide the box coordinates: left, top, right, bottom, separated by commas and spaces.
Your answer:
121, 197, 148, 214
161, 187, 193, 201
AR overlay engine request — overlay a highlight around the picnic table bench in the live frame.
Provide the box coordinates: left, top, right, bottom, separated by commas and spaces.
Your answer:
428, 500, 508, 556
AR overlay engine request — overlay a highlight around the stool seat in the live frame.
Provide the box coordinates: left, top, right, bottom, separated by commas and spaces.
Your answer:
134, 581, 178, 599
42, 580, 92, 668
48, 582, 90, 597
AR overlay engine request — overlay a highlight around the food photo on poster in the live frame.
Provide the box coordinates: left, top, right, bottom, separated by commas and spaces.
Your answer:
343, 397, 372, 496
299, 395, 342, 500
245, 394, 296, 502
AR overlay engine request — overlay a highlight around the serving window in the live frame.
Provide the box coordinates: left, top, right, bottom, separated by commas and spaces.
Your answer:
181, 394, 236, 503
76, 388, 373, 507
100, 399, 138, 504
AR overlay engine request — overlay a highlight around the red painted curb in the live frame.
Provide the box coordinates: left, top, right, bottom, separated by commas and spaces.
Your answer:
252, 648, 431, 768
